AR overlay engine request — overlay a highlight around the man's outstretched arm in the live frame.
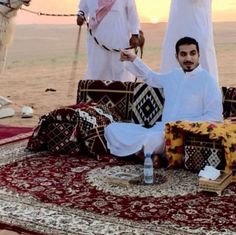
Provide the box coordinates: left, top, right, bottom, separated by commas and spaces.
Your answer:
120, 50, 167, 88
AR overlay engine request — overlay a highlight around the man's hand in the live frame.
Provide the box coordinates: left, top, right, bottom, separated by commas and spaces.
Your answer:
129, 34, 139, 48
120, 50, 137, 62
77, 15, 84, 26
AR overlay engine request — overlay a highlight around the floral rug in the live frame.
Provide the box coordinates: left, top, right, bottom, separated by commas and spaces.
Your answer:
0, 140, 236, 235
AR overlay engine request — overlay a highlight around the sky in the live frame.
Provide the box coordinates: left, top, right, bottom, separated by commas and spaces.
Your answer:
15, 0, 236, 25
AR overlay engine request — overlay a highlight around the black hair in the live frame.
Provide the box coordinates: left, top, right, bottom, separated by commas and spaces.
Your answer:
175, 37, 199, 54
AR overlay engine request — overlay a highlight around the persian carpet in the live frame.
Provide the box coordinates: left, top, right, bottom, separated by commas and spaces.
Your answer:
0, 124, 32, 146
0, 140, 236, 235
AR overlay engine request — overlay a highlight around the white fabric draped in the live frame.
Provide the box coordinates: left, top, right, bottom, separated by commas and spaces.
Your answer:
161, 0, 218, 81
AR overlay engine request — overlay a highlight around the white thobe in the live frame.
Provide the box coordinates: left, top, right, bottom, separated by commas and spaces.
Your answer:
105, 58, 223, 156
160, 0, 218, 81
78, 0, 140, 81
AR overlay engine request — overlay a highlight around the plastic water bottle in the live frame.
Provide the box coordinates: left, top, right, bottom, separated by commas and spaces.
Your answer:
144, 153, 154, 184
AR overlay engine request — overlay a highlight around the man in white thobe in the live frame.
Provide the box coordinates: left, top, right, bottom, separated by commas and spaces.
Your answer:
161, 0, 218, 81
104, 37, 223, 162
77, 0, 140, 81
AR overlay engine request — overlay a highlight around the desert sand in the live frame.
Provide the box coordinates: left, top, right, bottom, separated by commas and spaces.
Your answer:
0, 22, 236, 128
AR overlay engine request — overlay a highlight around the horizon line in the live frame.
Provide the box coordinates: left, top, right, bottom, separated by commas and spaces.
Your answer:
15, 21, 236, 25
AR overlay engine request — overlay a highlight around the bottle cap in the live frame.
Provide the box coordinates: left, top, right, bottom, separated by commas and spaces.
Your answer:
145, 153, 152, 158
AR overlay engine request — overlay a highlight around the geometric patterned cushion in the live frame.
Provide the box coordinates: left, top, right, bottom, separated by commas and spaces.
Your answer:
77, 106, 113, 132
47, 123, 82, 155
27, 104, 118, 157
77, 80, 142, 122
184, 134, 226, 173
78, 106, 118, 156
27, 105, 89, 154
132, 83, 164, 125
51, 106, 117, 156
222, 86, 236, 119
82, 125, 108, 157
184, 145, 225, 173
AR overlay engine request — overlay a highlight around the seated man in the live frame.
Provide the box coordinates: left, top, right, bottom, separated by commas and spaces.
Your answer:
104, 37, 223, 167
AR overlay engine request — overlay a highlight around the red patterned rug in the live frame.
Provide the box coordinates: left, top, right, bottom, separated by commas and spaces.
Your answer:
0, 140, 236, 234
0, 124, 32, 146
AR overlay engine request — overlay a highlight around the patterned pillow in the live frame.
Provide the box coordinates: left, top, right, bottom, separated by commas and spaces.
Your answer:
222, 86, 236, 118
47, 122, 84, 155
77, 80, 141, 122
184, 134, 226, 173
27, 105, 88, 154
77, 105, 118, 133
28, 103, 120, 158
82, 125, 108, 157
27, 127, 48, 152
165, 123, 185, 168
77, 105, 120, 157
132, 83, 164, 125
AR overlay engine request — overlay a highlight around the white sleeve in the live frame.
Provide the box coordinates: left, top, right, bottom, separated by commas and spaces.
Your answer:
125, 57, 168, 88
78, 0, 89, 16
126, 0, 140, 34
202, 77, 223, 121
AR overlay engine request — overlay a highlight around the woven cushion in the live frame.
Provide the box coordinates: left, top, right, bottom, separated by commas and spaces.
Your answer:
77, 80, 141, 122
184, 134, 226, 173
132, 83, 164, 125
47, 122, 82, 155
27, 128, 48, 152
27, 105, 88, 155
78, 105, 119, 156
82, 125, 107, 156
27, 104, 119, 156
222, 86, 236, 118
78, 105, 118, 133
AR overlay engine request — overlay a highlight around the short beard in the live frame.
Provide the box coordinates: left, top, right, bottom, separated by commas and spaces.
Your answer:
183, 63, 199, 72
184, 67, 194, 72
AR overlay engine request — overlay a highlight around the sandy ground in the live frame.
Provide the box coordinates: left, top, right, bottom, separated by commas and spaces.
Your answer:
0, 22, 236, 128
0, 231, 18, 235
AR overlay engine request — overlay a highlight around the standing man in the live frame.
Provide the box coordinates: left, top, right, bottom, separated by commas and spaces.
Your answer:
160, 0, 218, 81
76, 0, 141, 81
105, 37, 222, 165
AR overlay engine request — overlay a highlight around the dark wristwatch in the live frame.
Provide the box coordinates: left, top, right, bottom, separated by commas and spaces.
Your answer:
78, 10, 85, 17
